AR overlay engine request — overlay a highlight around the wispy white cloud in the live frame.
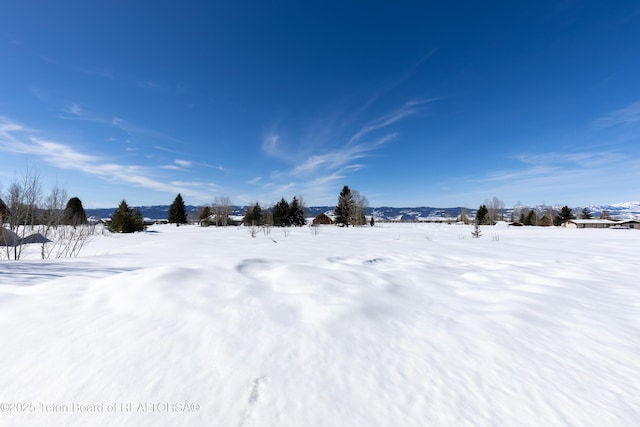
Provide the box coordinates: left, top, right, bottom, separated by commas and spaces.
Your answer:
593, 100, 640, 129
461, 149, 640, 206
262, 135, 280, 156
153, 145, 178, 154
348, 98, 437, 145
197, 162, 225, 171
289, 103, 413, 178
0, 116, 213, 201
292, 133, 396, 176
59, 103, 182, 144
512, 151, 627, 169
59, 103, 110, 124
160, 159, 224, 172
248, 99, 435, 204
111, 117, 182, 144
37, 54, 114, 80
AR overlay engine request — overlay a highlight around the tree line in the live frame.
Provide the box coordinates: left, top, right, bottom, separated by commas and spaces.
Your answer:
470, 198, 606, 227
166, 185, 372, 229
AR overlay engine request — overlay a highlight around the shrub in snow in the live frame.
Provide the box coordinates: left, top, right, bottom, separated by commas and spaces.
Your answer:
471, 223, 482, 238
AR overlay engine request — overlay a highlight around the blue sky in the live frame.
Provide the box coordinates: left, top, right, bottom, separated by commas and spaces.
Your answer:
1, 1, 639, 209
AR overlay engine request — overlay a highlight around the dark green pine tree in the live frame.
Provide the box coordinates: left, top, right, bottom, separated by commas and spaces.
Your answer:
335, 185, 354, 226
554, 205, 574, 226
288, 196, 306, 226
272, 198, 290, 226
581, 207, 591, 219
199, 206, 212, 225
168, 193, 188, 224
62, 196, 88, 226
243, 203, 264, 226
110, 200, 144, 233
475, 204, 489, 225
525, 210, 537, 226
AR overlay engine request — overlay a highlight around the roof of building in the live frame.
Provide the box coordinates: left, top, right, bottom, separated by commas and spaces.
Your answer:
566, 219, 617, 224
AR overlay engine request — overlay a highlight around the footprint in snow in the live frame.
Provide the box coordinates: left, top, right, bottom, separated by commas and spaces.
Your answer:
238, 376, 267, 427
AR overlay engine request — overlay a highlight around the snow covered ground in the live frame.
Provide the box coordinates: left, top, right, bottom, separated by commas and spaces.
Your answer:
1, 223, 639, 426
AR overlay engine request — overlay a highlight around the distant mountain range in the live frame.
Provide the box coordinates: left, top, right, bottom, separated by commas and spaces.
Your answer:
85, 202, 640, 222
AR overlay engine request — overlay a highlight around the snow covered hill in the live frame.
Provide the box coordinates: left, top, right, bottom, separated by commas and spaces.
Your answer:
1, 223, 639, 426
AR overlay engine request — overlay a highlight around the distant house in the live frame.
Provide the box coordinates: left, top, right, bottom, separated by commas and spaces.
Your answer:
617, 220, 640, 229
312, 212, 334, 225
0, 198, 10, 225
561, 219, 618, 229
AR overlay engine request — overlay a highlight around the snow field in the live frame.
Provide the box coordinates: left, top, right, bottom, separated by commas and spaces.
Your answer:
0, 223, 639, 426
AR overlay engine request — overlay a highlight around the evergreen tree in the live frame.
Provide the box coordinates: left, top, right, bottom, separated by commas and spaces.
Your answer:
62, 196, 87, 226
243, 203, 264, 226
272, 198, 290, 226
168, 193, 188, 224
554, 205, 574, 226
475, 204, 489, 225
524, 210, 537, 226
199, 206, 212, 225
370, 216, 375, 227
471, 222, 482, 238
109, 200, 144, 233
335, 185, 354, 226
288, 196, 306, 226
581, 207, 591, 219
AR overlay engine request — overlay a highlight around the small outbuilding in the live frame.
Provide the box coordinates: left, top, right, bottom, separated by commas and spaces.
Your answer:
312, 213, 334, 225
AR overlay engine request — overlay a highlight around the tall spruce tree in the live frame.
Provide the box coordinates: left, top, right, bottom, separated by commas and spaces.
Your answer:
243, 203, 264, 226
110, 200, 144, 233
475, 204, 489, 225
525, 210, 537, 226
289, 196, 306, 226
168, 193, 188, 224
554, 205, 574, 226
581, 207, 591, 219
62, 197, 87, 226
272, 198, 290, 226
335, 185, 354, 226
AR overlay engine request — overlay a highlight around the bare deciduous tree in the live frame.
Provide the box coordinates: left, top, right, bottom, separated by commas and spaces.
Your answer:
40, 184, 68, 259
213, 196, 233, 226
351, 190, 369, 226
1, 168, 96, 260
485, 196, 505, 224
2, 168, 41, 260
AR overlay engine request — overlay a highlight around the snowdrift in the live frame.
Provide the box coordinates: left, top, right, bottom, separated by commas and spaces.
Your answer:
1, 224, 639, 426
